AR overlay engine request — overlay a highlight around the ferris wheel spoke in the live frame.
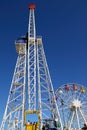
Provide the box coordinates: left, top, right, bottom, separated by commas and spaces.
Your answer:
59, 106, 68, 111
58, 97, 69, 107
82, 102, 87, 106
65, 94, 73, 103
79, 108, 87, 124
76, 108, 80, 130
77, 91, 81, 100
68, 111, 75, 130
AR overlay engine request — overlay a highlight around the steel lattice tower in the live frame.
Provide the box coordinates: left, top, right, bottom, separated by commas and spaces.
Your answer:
0, 4, 62, 130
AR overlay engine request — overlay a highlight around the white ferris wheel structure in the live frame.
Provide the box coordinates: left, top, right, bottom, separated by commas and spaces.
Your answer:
55, 83, 87, 130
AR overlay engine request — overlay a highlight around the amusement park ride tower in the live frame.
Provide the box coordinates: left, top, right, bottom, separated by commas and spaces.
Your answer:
0, 4, 62, 130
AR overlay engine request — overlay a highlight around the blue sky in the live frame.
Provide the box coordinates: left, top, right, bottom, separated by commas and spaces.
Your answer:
0, 0, 87, 124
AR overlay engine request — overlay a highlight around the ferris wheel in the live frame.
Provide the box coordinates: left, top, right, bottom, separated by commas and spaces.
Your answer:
55, 83, 87, 130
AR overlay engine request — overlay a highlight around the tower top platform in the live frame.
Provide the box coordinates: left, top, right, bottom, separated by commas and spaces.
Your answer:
28, 4, 36, 9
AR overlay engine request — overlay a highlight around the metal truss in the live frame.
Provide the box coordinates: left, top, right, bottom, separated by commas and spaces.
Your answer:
1, 43, 26, 130
0, 5, 62, 130
37, 38, 62, 129
28, 7, 36, 111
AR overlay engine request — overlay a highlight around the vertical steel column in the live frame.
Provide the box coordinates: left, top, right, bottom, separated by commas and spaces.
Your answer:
1, 43, 26, 130
37, 38, 62, 129
28, 5, 36, 110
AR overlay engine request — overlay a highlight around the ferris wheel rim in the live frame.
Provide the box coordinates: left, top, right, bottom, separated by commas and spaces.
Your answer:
55, 83, 87, 130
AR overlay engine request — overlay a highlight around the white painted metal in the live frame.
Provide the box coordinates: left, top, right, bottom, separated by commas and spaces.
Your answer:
27, 8, 62, 129
1, 43, 26, 130
37, 37, 62, 129
55, 83, 87, 130
0, 6, 62, 130
28, 8, 36, 110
